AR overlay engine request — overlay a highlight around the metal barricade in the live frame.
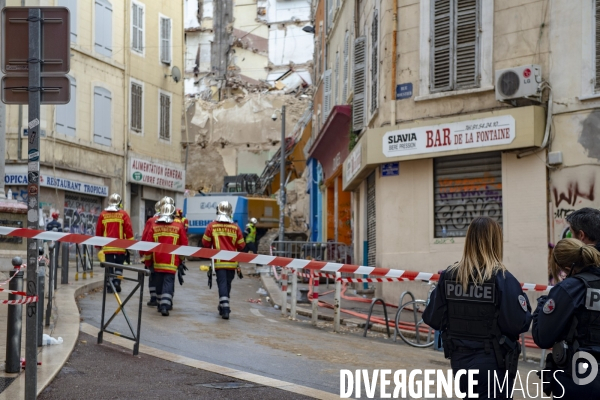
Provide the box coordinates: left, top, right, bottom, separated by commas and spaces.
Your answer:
98, 262, 149, 355
271, 241, 354, 264
75, 244, 93, 281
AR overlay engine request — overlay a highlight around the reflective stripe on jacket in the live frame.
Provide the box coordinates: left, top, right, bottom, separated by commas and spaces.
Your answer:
95, 209, 134, 254
141, 220, 188, 274
202, 221, 245, 269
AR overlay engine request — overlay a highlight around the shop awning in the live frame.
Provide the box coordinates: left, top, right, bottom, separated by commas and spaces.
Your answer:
308, 105, 351, 180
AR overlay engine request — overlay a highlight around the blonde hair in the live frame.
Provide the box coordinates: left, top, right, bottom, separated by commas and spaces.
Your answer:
448, 217, 506, 289
551, 238, 600, 283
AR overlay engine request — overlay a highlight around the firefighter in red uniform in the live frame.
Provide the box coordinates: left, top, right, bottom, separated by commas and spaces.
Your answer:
176, 208, 189, 232
202, 201, 245, 320
143, 200, 162, 306
95, 193, 134, 293
141, 202, 187, 316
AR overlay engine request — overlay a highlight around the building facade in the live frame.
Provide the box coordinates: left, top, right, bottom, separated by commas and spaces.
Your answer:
3, 0, 185, 240
304, 0, 600, 304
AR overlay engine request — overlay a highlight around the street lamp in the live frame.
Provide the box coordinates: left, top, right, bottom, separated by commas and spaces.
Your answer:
272, 106, 286, 243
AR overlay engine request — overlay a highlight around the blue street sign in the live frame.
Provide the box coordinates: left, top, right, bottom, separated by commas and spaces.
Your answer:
381, 162, 399, 177
395, 83, 413, 100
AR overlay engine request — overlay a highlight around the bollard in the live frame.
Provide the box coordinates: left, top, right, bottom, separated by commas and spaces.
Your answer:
280, 268, 288, 317
290, 269, 298, 320
37, 251, 46, 347
61, 242, 69, 284
5, 257, 24, 373
75, 244, 79, 281
46, 244, 55, 327
82, 244, 88, 279
333, 272, 341, 332
312, 270, 319, 326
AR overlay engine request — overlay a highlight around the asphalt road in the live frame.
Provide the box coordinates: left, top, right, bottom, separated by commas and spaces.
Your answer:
78, 262, 455, 396
77, 262, 541, 398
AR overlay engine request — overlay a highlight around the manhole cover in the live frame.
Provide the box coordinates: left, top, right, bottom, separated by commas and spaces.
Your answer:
0, 377, 16, 394
197, 382, 257, 390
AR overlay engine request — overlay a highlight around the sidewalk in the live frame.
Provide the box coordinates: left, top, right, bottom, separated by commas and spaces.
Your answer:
0, 264, 104, 398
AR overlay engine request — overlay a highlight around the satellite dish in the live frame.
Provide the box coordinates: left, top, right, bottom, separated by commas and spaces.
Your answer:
165, 66, 181, 83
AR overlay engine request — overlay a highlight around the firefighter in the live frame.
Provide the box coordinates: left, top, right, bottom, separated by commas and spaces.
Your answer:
95, 193, 134, 293
532, 238, 600, 398
176, 208, 189, 232
142, 200, 162, 306
423, 217, 531, 398
202, 201, 246, 320
244, 217, 258, 254
141, 203, 187, 316
46, 212, 62, 232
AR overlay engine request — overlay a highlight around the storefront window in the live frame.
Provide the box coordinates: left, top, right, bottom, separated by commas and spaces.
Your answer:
434, 151, 502, 237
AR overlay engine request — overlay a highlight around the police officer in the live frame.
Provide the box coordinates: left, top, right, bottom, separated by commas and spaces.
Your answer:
95, 194, 134, 293
532, 238, 600, 398
244, 217, 258, 254
423, 217, 531, 399
46, 212, 62, 232
141, 203, 187, 316
202, 201, 246, 320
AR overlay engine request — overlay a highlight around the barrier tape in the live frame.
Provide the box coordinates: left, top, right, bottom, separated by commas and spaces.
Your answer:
0, 264, 26, 287
0, 226, 553, 292
1, 296, 38, 305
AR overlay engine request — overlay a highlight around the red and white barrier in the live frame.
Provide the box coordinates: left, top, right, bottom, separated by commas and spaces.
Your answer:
0, 226, 553, 292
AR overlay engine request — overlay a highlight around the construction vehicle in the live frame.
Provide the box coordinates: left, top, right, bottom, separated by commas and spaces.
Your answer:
184, 106, 313, 251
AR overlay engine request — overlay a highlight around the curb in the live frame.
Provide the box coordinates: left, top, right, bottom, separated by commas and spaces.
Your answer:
0, 272, 104, 399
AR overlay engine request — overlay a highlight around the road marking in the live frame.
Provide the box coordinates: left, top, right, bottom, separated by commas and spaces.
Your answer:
80, 322, 337, 400
250, 308, 264, 318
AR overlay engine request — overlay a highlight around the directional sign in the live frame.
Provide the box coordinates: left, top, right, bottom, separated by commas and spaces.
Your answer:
1, 76, 70, 104
2, 7, 70, 75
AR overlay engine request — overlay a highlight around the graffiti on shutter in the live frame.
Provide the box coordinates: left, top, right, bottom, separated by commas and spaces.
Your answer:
434, 152, 502, 238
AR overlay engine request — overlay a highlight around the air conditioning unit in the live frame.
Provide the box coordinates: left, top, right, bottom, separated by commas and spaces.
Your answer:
495, 65, 542, 102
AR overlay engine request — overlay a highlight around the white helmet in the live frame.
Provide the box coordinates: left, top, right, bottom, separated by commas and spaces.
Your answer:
157, 203, 175, 223
154, 201, 161, 215
162, 196, 175, 205
250, 218, 257, 225
105, 193, 122, 211
215, 201, 233, 223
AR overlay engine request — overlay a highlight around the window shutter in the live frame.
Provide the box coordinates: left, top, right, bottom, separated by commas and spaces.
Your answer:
139, 7, 144, 51
327, 0, 333, 31
161, 18, 171, 64
371, 9, 379, 113
454, 0, 479, 89
594, 0, 600, 91
95, 0, 112, 57
132, 3, 139, 51
56, 77, 76, 136
352, 36, 366, 131
342, 31, 350, 102
59, 0, 77, 42
334, 52, 340, 106
431, 0, 453, 92
94, 87, 112, 146
322, 69, 332, 123
131, 83, 142, 132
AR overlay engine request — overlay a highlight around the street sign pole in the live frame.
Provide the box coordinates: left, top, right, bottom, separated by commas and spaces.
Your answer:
25, 8, 41, 400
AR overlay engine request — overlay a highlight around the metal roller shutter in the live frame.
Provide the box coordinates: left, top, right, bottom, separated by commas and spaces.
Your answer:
366, 172, 376, 266
434, 151, 502, 237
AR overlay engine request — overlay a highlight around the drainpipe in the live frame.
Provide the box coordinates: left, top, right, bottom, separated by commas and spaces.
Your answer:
122, 0, 131, 210
390, 0, 398, 126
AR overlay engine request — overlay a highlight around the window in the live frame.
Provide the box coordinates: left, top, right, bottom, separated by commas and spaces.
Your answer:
160, 16, 172, 64
434, 152, 502, 238
342, 31, 350, 102
370, 9, 379, 113
132, 1, 144, 54
159, 92, 171, 141
322, 70, 332, 123
130, 82, 143, 133
56, 76, 76, 136
94, 0, 113, 57
430, 0, 480, 93
352, 36, 366, 131
58, 0, 77, 42
94, 87, 112, 146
